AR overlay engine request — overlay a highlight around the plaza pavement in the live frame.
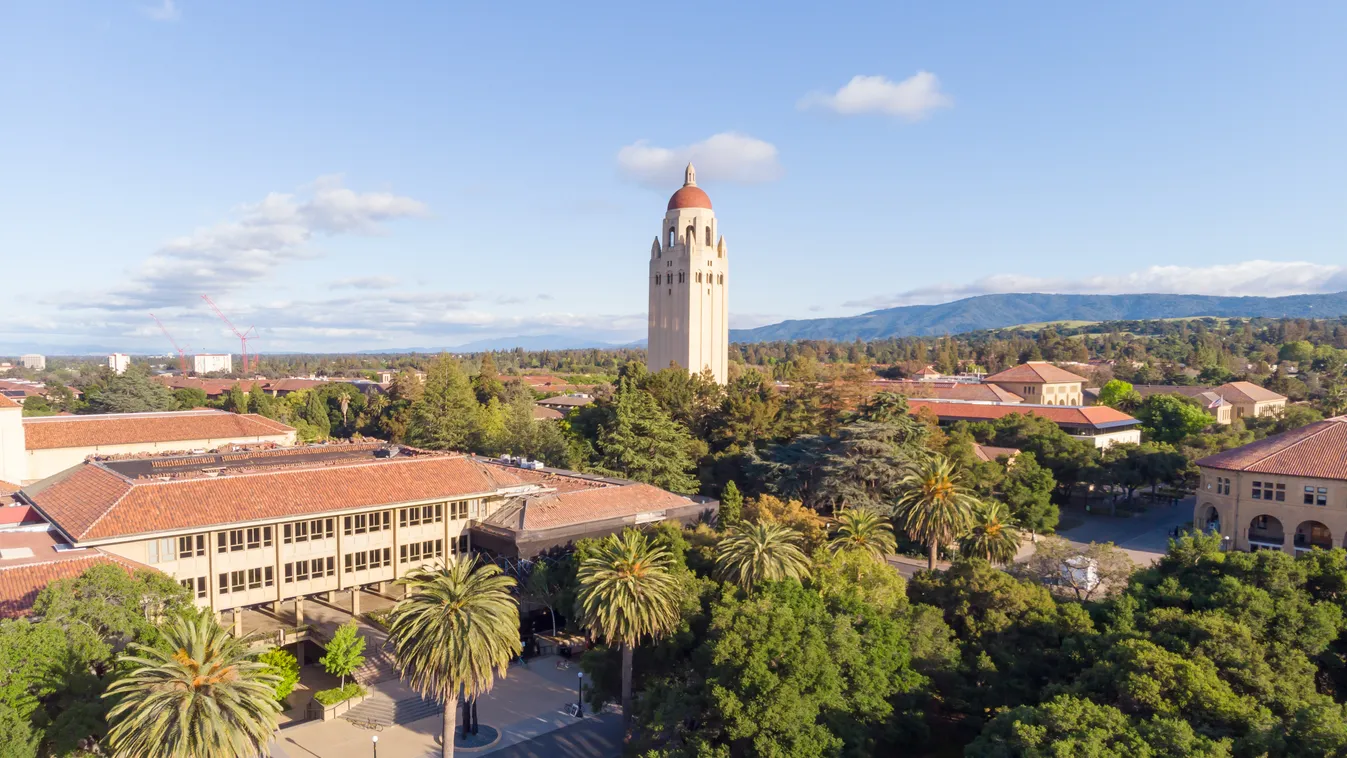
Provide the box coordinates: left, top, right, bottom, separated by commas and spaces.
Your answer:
273, 655, 596, 758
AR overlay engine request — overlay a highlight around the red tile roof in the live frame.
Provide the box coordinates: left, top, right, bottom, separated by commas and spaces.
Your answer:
668, 185, 712, 211
973, 444, 1021, 462
985, 362, 1089, 384
1196, 417, 1347, 480
0, 395, 19, 409
520, 485, 695, 530
21, 410, 294, 450
263, 378, 331, 393
1213, 381, 1287, 404
878, 381, 1024, 403
24, 453, 531, 541
907, 400, 1138, 429
153, 377, 242, 398
531, 406, 564, 421
0, 553, 136, 618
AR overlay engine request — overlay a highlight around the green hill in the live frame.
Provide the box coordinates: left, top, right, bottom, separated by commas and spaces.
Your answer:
729, 292, 1347, 343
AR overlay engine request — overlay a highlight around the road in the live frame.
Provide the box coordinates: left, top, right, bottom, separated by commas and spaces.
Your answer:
885, 496, 1196, 577
486, 713, 623, 758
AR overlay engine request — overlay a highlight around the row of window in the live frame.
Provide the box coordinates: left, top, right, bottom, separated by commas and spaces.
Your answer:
149, 507, 472, 565
218, 527, 274, 553
344, 511, 392, 535
284, 557, 337, 583
654, 272, 725, 286
345, 548, 393, 573
218, 567, 275, 595
1212, 476, 1231, 495
401, 539, 444, 564
284, 518, 336, 544
1252, 481, 1286, 501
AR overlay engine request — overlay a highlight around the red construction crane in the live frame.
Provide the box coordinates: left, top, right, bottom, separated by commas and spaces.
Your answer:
200, 294, 257, 374
149, 313, 191, 375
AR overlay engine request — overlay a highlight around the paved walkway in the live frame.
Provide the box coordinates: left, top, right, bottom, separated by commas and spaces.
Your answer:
1055, 496, 1194, 565
276, 656, 590, 757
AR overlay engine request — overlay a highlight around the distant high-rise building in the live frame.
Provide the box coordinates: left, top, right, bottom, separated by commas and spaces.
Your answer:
19, 354, 45, 371
108, 353, 131, 375
193, 354, 234, 375
647, 164, 729, 384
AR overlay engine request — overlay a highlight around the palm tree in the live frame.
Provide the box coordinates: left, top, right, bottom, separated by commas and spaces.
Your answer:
576, 529, 681, 729
103, 608, 281, 758
714, 521, 811, 591
894, 454, 979, 570
958, 500, 1023, 565
389, 558, 521, 758
827, 508, 897, 561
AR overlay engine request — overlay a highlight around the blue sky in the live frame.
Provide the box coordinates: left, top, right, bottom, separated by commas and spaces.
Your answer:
2, 1, 1345, 353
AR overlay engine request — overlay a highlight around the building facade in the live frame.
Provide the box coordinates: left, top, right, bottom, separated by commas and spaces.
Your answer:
984, 362, 1087, 405
15, 444, 714, 621
1212, 381, 1287, 419
19, 355, 45, 371
907, 399, 1142, 449
647, 164, 729, 384
193, 353, 234, 375
107, 354, 130, 374
1195, 416, 1347, 554
12, 409, 295, 484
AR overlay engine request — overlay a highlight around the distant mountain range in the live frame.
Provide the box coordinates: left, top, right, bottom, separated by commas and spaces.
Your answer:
729, 292, 1347, 343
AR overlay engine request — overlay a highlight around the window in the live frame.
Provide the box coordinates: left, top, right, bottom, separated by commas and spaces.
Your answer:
434, 503, 443, 522
458, 535, 469, 554
180, 577, 195, 594
146, 537, 175, 565
219, 573, 230, 595
320, 518, 335, 539
246, 528, 262, 550
355, 552, 368, 572
296, 560, 310, 582
193, 577, 207, 599
1253, 481, 1276, 500
380, 547, 391, 567
310, 558, 325, 578
265, 566, 274, 587
344, 554, 353, 573
717, 274, 723, 285
705, 226, 712, 246
179, 534, 205, 558
1220, 477, 1231, 495
285, 563, 294, 583
325, 556, 335, 576
247, 568, 263, 590
219, 530, 244, 553
1275, 483, 1286, 502
451, 501, 468, 521
230, 571, 244, 593
1307, 486, 1328, 506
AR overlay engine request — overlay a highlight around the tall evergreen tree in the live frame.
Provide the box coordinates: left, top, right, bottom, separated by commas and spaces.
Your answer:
304, 391, 331, 439
593, 379, 698, 494
409, 355, 481, 451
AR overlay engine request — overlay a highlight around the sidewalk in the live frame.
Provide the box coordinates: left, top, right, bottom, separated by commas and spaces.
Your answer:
277, 655, 592, 757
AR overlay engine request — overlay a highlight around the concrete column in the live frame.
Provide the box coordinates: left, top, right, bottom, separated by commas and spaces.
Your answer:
323, 591, 333, 602
375, 580, 384, 594
295, 596, 305, 626
351, 588, 361, 616
232, 608, 243, 636
294, 641, 305, 667
270, 600, 280, 614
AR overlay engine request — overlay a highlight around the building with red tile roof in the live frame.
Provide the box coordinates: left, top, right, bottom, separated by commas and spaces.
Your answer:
907, 399, 1141, 449
17, 410, 296, 484
877, 380, 1025, 403
1195, 417, 1347, 554
0, 528, 142, 618
13, 442, 714, 618
984, 362, 1088, 405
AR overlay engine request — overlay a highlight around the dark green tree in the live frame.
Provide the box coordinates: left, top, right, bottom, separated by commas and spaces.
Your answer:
409, 355, 480, 451
718, 480, 743, 527
83, 368, 176, 414
591, 379, 698, 494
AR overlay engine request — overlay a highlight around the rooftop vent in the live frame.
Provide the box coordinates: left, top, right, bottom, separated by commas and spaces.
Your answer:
0, 548, 33, 560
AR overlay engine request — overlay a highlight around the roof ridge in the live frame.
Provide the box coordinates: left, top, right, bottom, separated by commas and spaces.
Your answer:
123, 450, 471, 487
0, 552, 106, 573
78, 468, 138, 541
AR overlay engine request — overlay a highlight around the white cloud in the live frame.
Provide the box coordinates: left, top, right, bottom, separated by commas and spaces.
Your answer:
799, 72, 952, 121
331, 276, 399, 290
845, 260, 1347, 309
617, 132, 783, 188
142, 0, 180, 21
69, 176, 427, 311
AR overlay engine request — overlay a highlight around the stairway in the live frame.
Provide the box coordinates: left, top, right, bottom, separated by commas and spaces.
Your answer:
352, 639, 400, 686
342, 691, 442, 727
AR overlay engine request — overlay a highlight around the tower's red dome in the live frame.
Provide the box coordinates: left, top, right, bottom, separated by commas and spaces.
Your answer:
667, 185, 712, 211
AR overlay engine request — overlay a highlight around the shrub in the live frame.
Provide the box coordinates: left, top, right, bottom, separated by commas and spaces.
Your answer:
257, 647, 300, 704
313, 683, 366, 707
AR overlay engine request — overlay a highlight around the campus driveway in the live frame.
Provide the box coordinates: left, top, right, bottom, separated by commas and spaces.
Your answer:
1055, 496, 1195, 565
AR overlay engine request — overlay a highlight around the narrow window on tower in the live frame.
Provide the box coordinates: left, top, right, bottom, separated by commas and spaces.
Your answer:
706, 226, 712, 246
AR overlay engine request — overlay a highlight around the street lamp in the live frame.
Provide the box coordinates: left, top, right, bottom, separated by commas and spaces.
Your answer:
576, 671, 584, 718
371, 734, 378, 757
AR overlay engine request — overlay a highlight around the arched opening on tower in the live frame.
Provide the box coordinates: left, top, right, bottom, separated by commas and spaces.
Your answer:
705, 226, 712, 246
668, 227, 675, 248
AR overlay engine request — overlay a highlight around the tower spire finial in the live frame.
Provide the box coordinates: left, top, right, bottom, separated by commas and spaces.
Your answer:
684, 162, 696, 187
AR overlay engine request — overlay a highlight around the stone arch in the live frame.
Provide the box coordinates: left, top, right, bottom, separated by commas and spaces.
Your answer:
1247, 514, 1285, 550
686, 225, 696, 247
1199, 504, 1220, 532
668, 227, 675, 248
705, 225, 712, 246
1295, 520, 1332, 551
